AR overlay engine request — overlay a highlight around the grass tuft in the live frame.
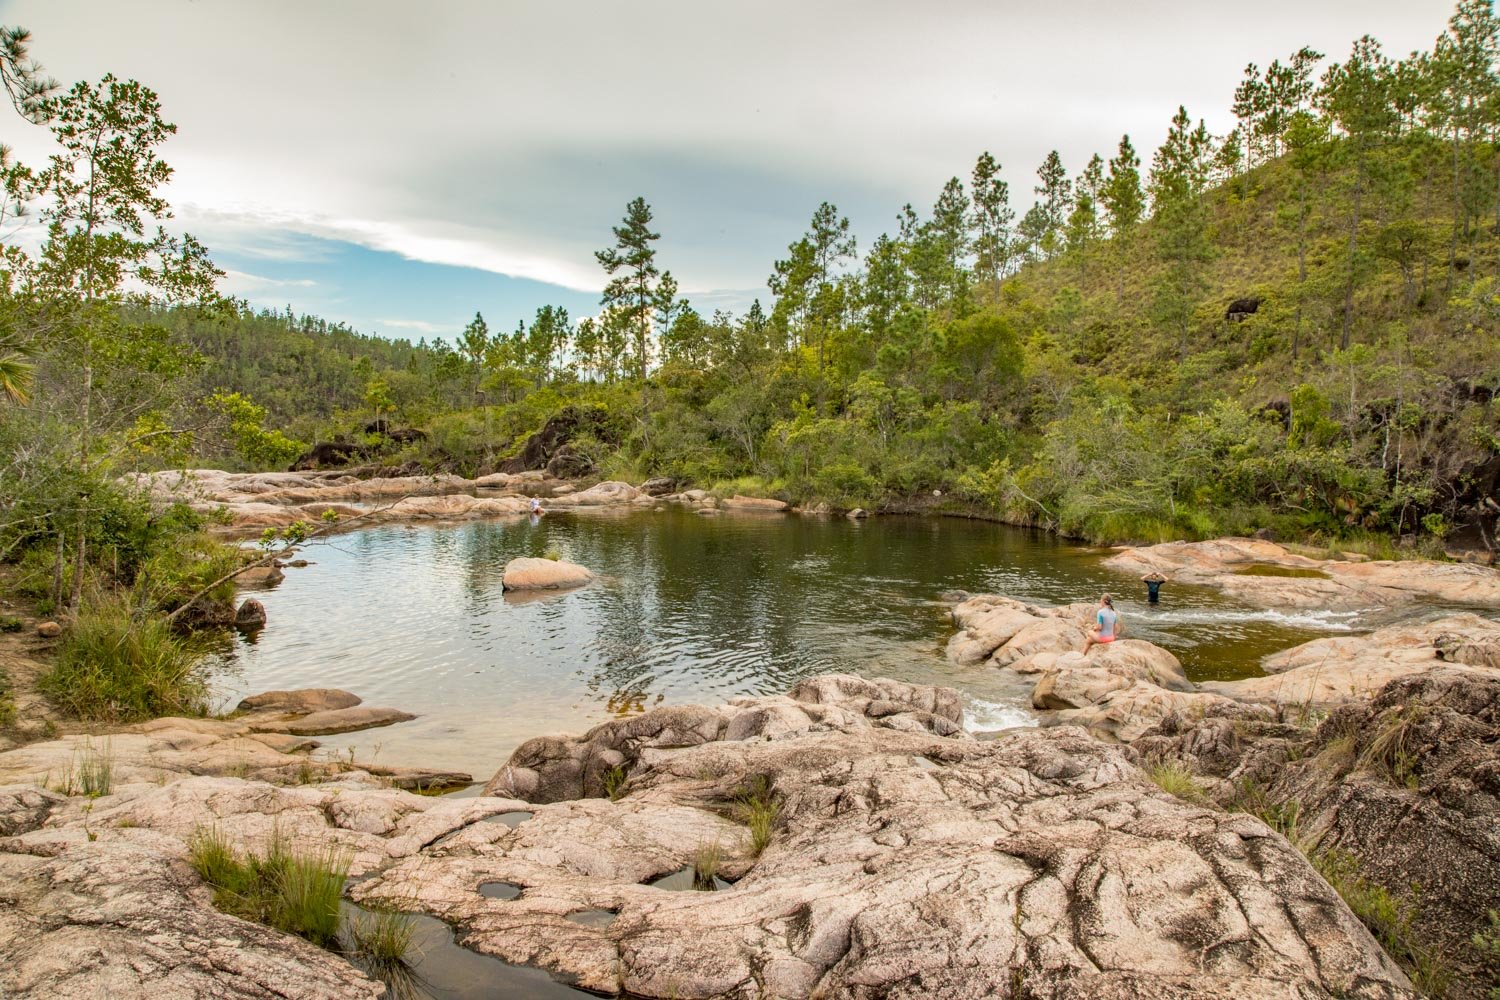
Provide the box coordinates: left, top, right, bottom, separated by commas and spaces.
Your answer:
188, 826, 350, 948
602, 764, 628, 801
1314, 849, 1448, 996
1146, 761, 1208, 803
348, 904, 418, 972
692, 839, 722, 891
1358, 701, 1429, 790
732, 775, 782, 856
39, 592, 208, 722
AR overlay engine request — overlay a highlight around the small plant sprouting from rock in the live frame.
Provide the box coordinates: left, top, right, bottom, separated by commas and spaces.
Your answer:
733, 775, 781, 856
692, 839, 723, 891
188, 826, 350, 949
543, 547, 562, 561
1314, 849, 1447, 996
1359, 702, 1428, 790
49, 738, 115, 797
602, 764, 628, 801
1472, 910, 1500, 1000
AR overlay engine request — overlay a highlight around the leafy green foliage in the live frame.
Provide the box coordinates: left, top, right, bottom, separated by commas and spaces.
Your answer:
39, 591, 209, 721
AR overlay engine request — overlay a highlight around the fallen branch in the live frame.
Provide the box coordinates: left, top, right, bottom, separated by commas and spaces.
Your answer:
164, 495, 411, 624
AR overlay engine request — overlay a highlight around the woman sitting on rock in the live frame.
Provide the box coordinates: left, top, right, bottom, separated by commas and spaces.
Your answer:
1082, 594, 1119, 654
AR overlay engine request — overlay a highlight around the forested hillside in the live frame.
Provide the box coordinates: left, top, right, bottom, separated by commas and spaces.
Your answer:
162, 1, 1500, 554
4, 1, 1500, 573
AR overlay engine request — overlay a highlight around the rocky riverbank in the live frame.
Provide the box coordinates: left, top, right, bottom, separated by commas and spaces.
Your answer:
0, 673, 1423, 999
123, 468, 796, 531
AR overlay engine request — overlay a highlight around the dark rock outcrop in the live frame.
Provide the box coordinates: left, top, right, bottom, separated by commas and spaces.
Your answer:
499, 405, 617, 475
1226, 296, 1262, 320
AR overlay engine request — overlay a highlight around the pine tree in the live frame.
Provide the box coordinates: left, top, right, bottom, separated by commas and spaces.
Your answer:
970, 151, 1016, 285
1034, 151, 1072, 258
595, 196, 663, 380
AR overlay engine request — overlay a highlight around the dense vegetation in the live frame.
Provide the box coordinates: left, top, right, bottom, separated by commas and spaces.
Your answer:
127, 3, 1500, 554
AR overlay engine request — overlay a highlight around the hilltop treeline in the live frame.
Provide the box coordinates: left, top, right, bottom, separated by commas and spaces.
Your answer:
171, 1, 1499, 551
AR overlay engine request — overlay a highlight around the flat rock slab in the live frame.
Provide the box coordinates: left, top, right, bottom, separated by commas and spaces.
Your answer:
237, 687, 363, 714
502, 556, 593, 591
1105, 537, 1500, 609
721, 494, 789, 511
1204, 613, 1500, 708
247, 705, 416, 736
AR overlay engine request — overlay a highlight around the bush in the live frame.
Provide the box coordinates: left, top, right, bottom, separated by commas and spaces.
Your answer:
39, 593, 209, 722
188, 827, 350, 948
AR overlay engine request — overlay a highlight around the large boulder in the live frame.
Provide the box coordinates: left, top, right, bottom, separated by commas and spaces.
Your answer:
501, 556, 594, 591
721, 494, 789, 512
1135, 669, 1500, 997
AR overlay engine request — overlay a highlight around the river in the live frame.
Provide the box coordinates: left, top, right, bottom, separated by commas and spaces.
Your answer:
216, 508, 1369, 778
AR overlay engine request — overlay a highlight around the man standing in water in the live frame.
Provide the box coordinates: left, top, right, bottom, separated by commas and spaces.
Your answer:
1082, 594, 1119, 654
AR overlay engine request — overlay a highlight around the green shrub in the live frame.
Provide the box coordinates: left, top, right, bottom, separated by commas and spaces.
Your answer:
134, 533, 243, 618
39, 593, 208, 722
0, 615, 22, 632
188, 827, 350, 948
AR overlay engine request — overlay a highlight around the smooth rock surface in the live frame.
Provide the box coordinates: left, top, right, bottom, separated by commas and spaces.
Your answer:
0, 838, 384, 1000
501, 556, 594, 591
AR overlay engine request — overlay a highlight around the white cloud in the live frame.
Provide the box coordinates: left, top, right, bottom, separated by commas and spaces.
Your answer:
378, 318, 450, 336
219, 269, 318, 293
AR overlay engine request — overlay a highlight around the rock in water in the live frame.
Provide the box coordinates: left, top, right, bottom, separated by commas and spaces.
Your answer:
501, 556, 593, 591
233, 598, 267, 629
236, 688, 363, 714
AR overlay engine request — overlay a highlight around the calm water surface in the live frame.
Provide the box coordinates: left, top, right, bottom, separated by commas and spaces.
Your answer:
218, 509, 1375, 777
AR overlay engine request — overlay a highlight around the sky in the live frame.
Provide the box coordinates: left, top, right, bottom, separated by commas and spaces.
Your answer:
0, 0, 1460, 343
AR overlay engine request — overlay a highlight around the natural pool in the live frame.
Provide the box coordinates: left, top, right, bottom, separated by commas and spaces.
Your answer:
218, 508, 1373, 777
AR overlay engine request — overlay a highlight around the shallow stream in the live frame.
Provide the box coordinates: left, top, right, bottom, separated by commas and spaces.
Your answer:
216, 508, 1394, 778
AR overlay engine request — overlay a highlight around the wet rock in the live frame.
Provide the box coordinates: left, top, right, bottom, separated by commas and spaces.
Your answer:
237, 688, 363, 714
1105, 537, 1500, 608
640, 477, 678, 496
846, 507, 868, 519
233, 598, 267, 629
235, 564, 284, 589
1203, 614, 1500, 708
0, 838, 384, 999
33, 621, 60, 639
501, 556, 594, 591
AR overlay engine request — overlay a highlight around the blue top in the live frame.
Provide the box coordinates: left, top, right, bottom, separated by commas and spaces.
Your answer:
1096, 607, 1118, 638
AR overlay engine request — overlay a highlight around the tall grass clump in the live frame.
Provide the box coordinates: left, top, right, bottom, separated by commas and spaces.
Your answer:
188, 826, 350, 948
1358, 702, 1429, 790
347, 905, 418, 971
692, 839, 723, 891
39, 592, 208, 722
1145, 761, 1208, 804
732, 775, 782, 856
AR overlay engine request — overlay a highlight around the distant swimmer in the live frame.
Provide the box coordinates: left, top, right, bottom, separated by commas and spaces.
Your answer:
1082, 593, 1119, 654
1142, 571, 1167, 604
